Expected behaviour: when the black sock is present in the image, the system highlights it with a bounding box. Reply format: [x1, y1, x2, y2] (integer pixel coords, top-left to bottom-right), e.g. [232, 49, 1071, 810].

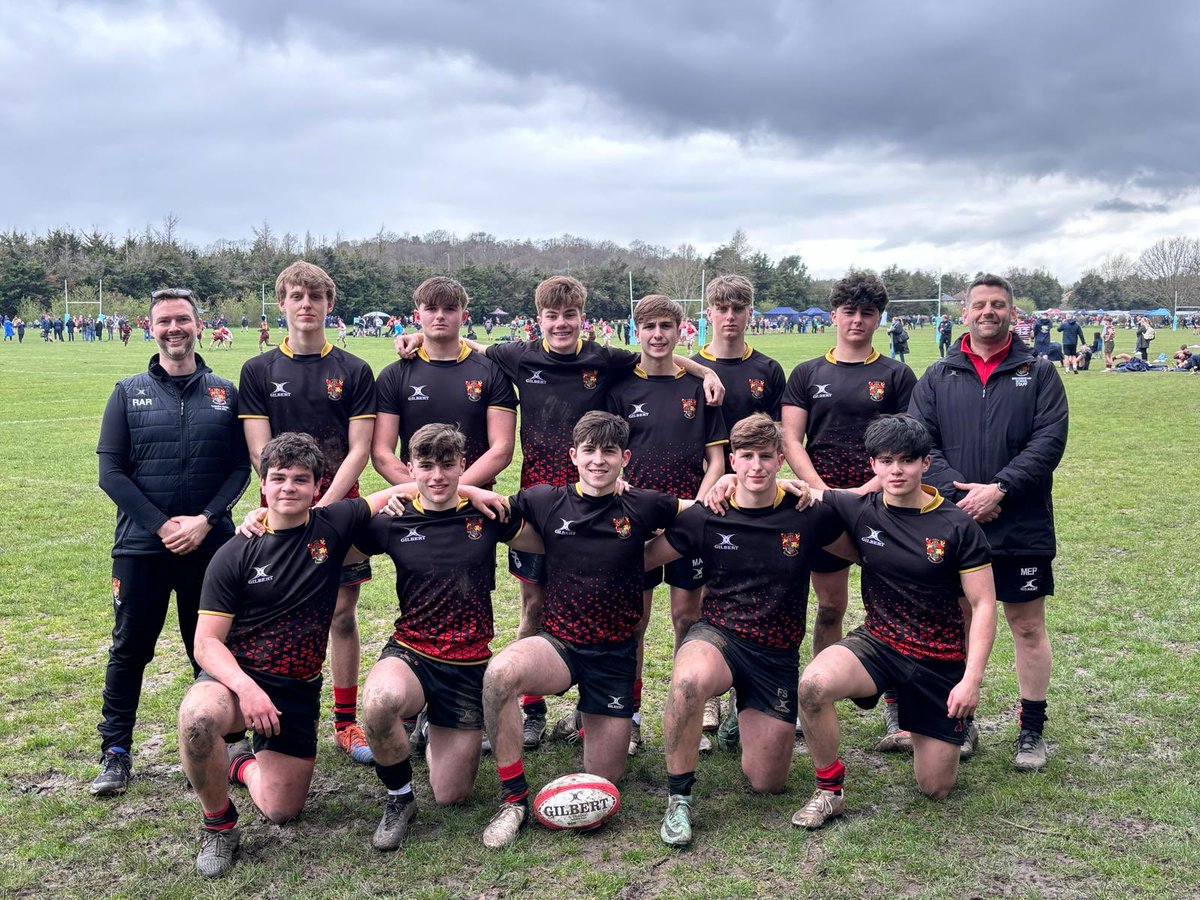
[228, 752, 255, 786]
[522, 699, 547, 717]
[374, 758, 414, 796]
[883, 690, 898, 704]
[667, 772, 695, 797]
[1019, 699, 1048, 734]
[202, 798, 239, 832]
[223, 731, 246, 745]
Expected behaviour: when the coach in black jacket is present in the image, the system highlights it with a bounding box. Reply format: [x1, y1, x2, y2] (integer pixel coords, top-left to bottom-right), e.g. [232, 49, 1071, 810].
[909, 273, 1067, 773]
[91, 288, 250, 797]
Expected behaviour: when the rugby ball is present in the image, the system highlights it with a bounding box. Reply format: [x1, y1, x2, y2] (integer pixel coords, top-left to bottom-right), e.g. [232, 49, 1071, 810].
[533, 773, 621, 831]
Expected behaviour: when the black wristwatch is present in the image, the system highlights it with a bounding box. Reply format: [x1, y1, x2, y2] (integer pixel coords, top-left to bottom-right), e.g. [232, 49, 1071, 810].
[992, 479, 1009, 495]
[202, 509, 221, 526]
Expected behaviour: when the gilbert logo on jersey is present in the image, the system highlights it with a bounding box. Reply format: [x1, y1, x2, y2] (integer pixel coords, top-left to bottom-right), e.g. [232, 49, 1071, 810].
[681, 398, 696, 419]
[612, 516, 632, 539]
[582, 369, 599, 390]
[868, 381, 885, 402]
[466, 517, 484, 540]
[326, 378, 344, 401]
[309, 538, 329, 564]
[748, 378, 765, 399]
[780, 532, 801, 557]
[925, 538, 946, 563]
[465, 380, 483, 402]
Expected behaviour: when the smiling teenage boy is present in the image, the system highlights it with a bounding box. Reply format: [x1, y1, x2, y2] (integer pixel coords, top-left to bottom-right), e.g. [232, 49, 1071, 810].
[608, 295, 728, 754]
[238, 261, 378, 764]
[791, 415, 996, 829]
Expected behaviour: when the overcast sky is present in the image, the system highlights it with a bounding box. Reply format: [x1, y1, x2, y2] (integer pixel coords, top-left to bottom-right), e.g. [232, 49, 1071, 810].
[2, 1, 1198, 280]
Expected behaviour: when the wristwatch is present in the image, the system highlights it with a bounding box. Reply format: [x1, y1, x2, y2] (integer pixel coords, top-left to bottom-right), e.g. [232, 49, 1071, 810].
[202, 509, 220, 526]
[991, 479, 1009, 495]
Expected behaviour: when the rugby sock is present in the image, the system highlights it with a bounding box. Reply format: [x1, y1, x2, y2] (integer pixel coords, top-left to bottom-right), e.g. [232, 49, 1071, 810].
[667, 771, 695, 797]
[521, 696, 546, 717]
[228, 752, 255, 787]
[814, 759, 845, 795]
[497, 761, 529, 805]
[375, 759, 414, 802]
[1019, 698, 1048, 734]
[202, 798, 239, 833]
[223, 731, 246, 745]
[333, 685, 358, 729]
[883, 691, 898, 706]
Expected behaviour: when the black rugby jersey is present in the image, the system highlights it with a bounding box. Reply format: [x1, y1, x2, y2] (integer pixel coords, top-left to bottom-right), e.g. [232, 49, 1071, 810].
[607, 367, 727, 498]
[199, 498, 375, 680]
[782, 350, 916, 488]
[355, 497, 521, 663]
[238, 340, 376, 498]
[821, 488, 991, 661]
[691, 344, 785, 432]
[512, 484, 678, 644]
[377, 342, 517, 472]
[487, 339, 639, 488]
[665, 488, 843, 650]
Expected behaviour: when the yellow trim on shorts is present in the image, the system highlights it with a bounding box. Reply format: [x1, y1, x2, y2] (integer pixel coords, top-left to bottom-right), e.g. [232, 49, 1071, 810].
[348, 414, 377, 420]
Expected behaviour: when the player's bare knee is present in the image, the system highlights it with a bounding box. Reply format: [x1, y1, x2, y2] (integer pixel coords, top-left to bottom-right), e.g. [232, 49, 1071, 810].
[262, 801, 303, 825]
[814, 603, 845, 627]
[743, 763, 787, 794]
[1009, 615, 1045, 644]
[180, 710, 218, 760]
[670, 671, 703, 708]
[917, 777, 954, 801]
[798, 672, 828, 712]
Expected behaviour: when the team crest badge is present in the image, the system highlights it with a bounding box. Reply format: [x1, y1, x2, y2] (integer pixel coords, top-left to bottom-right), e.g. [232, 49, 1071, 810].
[748, 378, 765, 399]
[326, 378, 344, 401]
[613, 516, 632, 539]
[465, 380, 483, 402]
[111, 577, 121, 604]
[681, 398, 697, 419]
[466, 517, 484, 540]
[868, 381, 885, 402]
[1015, 363, 1031, 377]
[925, 538, 946, 564]
[207, 386, 228, 406]
[582, 369, 599, 390]
[309, 538, 329, 564]
[781, 532, 801, 557]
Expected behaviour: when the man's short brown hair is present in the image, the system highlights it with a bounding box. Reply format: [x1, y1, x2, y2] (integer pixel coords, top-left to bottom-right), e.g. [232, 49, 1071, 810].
[260, 431, 325, 480]
[729, 413, 782, 454]
[535, 275, 587, 314]
[966, 273, 1013, 305]
[409, 423, 466, 467]
[413, 276, 469, 310]
[572, 411, 629, 450]
[276, 261, 336, 305]
[705, 274, 753, 309]
[634, 294, 683, 327]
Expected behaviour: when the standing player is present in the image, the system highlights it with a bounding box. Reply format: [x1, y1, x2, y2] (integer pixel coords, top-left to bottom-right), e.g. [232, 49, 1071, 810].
[792, 415, 996, 829]
[373, 277, 516, 491]
[397, 276, 723, 746]
[690, 274, 785, 736]
[645, 415, 850, 846]
[479, 412, 682, 849]
[908, 274, 1067, 771]
[257, 317, 273, 352]
[238, 261, 378, 764]
[178, 433, 405, 877]
[92, 287, 250, 797]
[780, 272, 916, 747]
[608, 295, 728, 754]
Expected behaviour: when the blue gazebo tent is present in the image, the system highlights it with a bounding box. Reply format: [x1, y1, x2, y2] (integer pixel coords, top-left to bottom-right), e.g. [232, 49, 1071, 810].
[801, 306, 832, 322]
[763, 306, 803, 321]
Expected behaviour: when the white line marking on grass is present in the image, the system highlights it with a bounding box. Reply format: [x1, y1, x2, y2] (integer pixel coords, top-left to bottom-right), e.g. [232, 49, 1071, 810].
[5, 416, 97, 425]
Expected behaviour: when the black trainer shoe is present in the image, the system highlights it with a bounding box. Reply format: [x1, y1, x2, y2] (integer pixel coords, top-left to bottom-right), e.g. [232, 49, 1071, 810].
[1014, 728, 1048, 771]
[90, 749, 132, 796]
[523, 710, 548, 749]
[372, 795, 417, 851]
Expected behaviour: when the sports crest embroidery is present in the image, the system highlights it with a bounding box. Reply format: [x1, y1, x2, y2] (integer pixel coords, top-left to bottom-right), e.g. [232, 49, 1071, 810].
[868, 381, 885, 402]
[582, 369, 599, 390]
[748, 378, 765, 399]
[681, 398, 697, 419]
[326, 378, 344, 401]
[925, 538, 946, 563]
[1015, 363, 1031, 377]
[613, 516, 632, 539]
[207, 386, 228, 406]
[309, 538, 329, 564]
[466, 517, 484, 540]
[781, 532, 801, 557]
[465, 380, 483, 402]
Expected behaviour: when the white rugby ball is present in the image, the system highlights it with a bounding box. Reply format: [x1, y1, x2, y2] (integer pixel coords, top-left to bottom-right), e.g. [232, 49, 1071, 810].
[533, 773, 621, 831]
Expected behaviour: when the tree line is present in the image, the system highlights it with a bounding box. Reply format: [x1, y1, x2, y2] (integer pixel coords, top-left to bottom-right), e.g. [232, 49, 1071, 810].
[2, 219, 1195, 323]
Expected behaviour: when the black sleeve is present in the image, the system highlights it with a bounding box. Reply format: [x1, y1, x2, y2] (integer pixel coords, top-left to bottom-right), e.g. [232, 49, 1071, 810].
[817, 489, 863, 532]
[809, 501, 847, 550]
[237, 358, 268, 418]
[494, 510, 524, 544]
[485, 341, 523, 382]
[604, 346, 641, 376]
[376, 362, 404, 415]
[703, 387, 729, 446]
[322, 498, 376, 557]
[664, 503, 707, 557]
[485, 359, 518, 411]
[96, 384, 170, 536]
[200, 383, 251, 517]
[765, 358, 786, 420]
[893, 364, 917, 412]
[993, 361, 1068, 496]
[199, 539, 248, 617]
[353, 514, 391, 557]
[511, 486, 551, 535]
[907, 368, 969, 499]
[781, 362, 810, 410]
[647, 489, 681, 531]
[955, 515, 992, 572]
[349, 359, 377, 419]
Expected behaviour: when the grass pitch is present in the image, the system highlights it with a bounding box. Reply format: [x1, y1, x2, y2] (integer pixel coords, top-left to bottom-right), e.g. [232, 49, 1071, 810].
[0, 326, 1197, 898]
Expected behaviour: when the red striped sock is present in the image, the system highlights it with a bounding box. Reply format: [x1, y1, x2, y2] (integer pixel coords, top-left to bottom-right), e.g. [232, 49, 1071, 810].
[333, 685, 357, 729]
[815, 759, 845, 794]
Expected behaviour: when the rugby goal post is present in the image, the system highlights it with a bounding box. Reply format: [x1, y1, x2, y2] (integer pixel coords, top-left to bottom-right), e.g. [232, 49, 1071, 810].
[64, 279, 103, 323]
[627, 269, 706, 345]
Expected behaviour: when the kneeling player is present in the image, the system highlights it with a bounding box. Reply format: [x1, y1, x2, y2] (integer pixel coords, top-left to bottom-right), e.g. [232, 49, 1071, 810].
[178, 434, 401, 877]
[357, 424, 527, 850]
[644, 414, 851, 846]
[792, 415, 996, 829]
[480, 412, 682, 849]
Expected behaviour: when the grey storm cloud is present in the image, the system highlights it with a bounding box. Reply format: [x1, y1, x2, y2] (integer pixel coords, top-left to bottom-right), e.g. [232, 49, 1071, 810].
[1093, 198, 1171, 214]
[183, 0, 1200, 191]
